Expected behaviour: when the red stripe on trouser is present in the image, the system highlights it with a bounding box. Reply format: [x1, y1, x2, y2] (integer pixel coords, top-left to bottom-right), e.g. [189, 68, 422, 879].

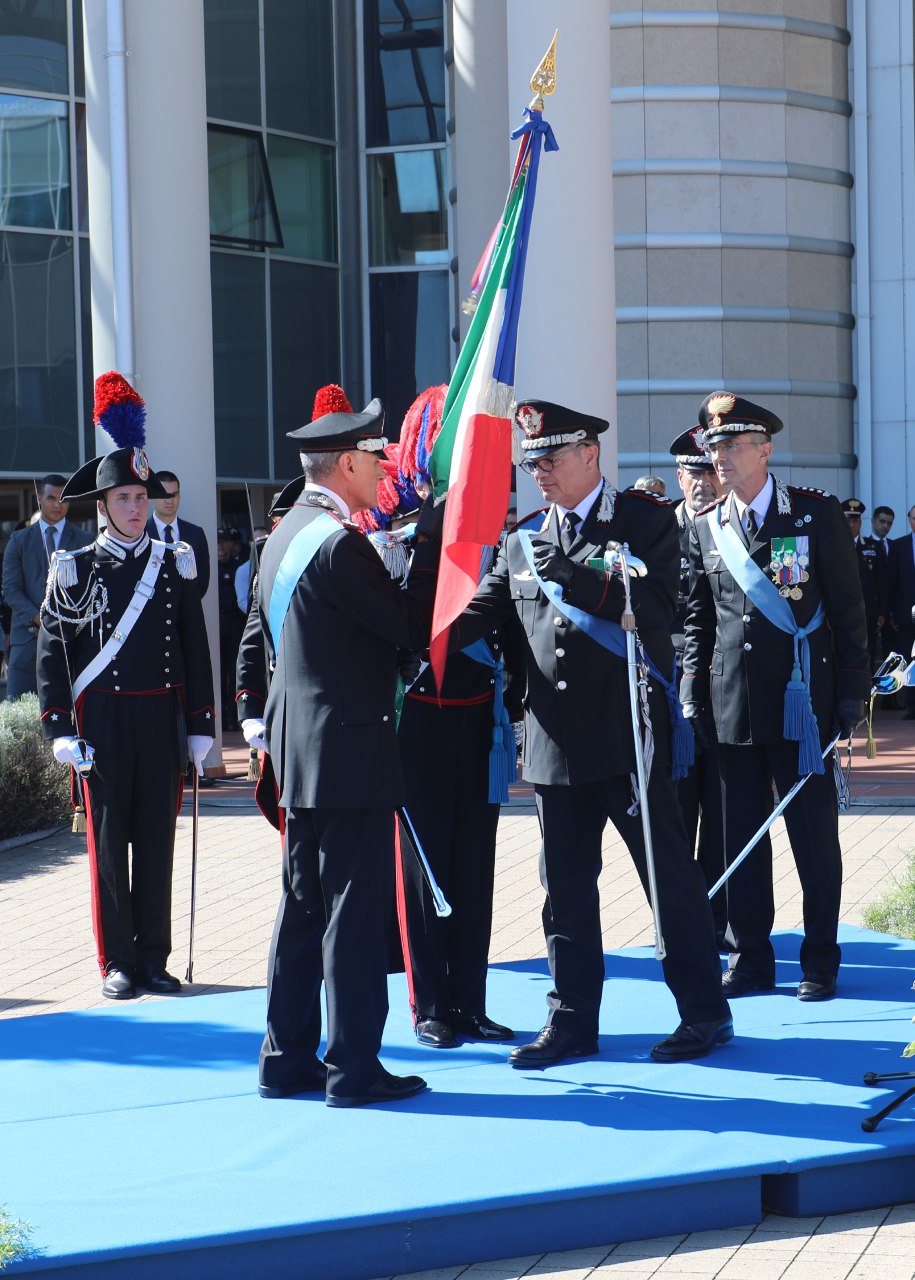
[393, 816, 418, 1026]
[82, 780, 108, 975]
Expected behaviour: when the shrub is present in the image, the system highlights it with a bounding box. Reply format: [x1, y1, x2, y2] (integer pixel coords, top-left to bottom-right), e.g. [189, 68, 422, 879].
[862, 855, 915, 940]
[0, 695, 71, 842]
[0, 1206, 31, 1269]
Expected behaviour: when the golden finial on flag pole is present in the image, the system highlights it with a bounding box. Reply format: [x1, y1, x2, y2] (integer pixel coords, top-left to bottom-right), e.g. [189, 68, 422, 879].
[529, 30, 558, 110]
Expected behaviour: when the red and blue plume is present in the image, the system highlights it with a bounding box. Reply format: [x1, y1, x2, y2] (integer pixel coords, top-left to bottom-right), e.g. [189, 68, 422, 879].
[398, 385, 447, 486]
[312, 384, 353, 420]
[93, 371, 147, 449]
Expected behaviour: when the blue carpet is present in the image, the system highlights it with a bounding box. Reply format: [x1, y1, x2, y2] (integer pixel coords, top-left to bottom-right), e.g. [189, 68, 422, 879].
[4, 926, 915, 1278]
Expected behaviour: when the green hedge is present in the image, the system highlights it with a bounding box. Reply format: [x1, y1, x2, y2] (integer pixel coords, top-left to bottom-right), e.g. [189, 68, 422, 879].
[0, 695, 71, 842]
[863, 856, 915, 941]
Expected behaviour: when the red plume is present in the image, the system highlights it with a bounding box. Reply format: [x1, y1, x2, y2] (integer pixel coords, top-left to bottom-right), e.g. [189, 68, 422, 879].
[312, 384, 353, 420]
[399, 384, 447, 481]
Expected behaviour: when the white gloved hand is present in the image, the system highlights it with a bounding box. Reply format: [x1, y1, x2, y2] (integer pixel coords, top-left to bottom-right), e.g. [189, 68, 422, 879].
[52, 736, 95, 774]
[187, 735, 214, 777]
[241, 718, 268, 752]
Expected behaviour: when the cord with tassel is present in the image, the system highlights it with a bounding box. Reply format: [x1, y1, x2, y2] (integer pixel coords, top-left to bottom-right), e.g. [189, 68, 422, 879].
[247, 747, 261, 781]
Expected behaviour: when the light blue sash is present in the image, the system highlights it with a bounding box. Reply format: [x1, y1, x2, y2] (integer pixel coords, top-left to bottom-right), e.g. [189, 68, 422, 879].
[709, 502, 825, 774]
[515, 529, 693, 779]
[267, 512, 339, 647]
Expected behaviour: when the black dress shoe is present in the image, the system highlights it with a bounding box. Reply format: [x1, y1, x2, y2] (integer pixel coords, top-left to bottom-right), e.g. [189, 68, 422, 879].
[721, 970, 775, 997]
[508, 1026, 598, 1068]
[325, 1071, 427, 1109]
[650, 1016, 734, 1062]
[101, 967, 135, 1000]
[259, 1065, 328, 1099]
[797, 973, 837, 1001]
[137, 964, 182, 994]
[453, 1013, 515, 1042]
[415, 1018, 457, 1048]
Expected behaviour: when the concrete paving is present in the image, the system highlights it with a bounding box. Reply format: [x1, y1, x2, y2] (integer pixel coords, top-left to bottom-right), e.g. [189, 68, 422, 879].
[1, 714, 914, 1279]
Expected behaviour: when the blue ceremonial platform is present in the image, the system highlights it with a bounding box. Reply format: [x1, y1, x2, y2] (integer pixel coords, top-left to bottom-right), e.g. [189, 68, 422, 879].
[4, 925, 915, 1279]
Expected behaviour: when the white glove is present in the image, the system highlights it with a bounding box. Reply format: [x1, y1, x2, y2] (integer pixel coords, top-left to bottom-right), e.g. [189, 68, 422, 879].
[241, 718, 268, 752]
[187, 735, 214, 777]
[52, 736, 95, 774]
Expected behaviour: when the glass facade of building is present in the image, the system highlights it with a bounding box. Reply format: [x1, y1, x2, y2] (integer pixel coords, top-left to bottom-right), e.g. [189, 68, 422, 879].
[0, 0, 453, 530]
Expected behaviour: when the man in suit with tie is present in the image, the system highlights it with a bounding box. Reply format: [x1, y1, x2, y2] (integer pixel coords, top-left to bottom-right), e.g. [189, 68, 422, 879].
[682, 392, 870, 1002]
[2, 475, 93, 700]
[888, 505, 915, 718]
[452, 399, 732, 1068]
[146, 470, 211, 598]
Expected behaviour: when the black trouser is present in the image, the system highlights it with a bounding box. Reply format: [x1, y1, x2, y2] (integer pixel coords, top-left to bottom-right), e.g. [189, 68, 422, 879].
[676, 736, 727, 939]
[259, 806, 394, 1097]
[535, 770, 727, 1041]
[398, 697, 501, 1022]
[718, 741, 842, 983]
[79, 689, 183, 974]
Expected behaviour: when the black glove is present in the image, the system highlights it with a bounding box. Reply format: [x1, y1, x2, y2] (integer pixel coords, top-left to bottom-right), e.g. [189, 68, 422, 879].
[833, 697, 866, 739]
[681, 700, 715, 751]
[530, 538, 575, 591]
[397, 649, 423, 686]
[415, 496, 446, 542]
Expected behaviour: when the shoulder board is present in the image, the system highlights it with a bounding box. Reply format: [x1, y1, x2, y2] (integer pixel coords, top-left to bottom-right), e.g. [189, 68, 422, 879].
[695, 494, 727, 518]
[169, 539, 198, 580]
[510, 507, 550, 533]
[788, 484, 832, 500]
[624, 489, 674, 506]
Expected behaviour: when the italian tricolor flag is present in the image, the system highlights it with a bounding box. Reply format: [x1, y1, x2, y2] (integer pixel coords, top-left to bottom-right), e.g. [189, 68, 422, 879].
[428, 107, 557, 688]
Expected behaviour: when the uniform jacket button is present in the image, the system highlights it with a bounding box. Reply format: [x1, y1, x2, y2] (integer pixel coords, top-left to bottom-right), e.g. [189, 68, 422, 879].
[383, 714, 389, 722]
[553, 616, 563, 626]
[744, 642, 752, 651]
[556, 647, 565, 657]
[742, 614, 751, 623]
[557, 680, 567, 690]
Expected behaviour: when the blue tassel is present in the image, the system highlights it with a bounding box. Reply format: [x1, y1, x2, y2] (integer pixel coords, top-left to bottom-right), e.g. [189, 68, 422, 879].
[783, 662, 809, 740]
[488, 724, 512, 804]
[797, 719, 824, 775]
[664, 660, 694, 781]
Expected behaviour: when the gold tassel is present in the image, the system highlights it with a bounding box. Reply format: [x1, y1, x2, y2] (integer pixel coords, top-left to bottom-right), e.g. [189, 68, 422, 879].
[865, 692, 878, 760]
[247, 748, 261, 782]
[72, 802, 87, 834]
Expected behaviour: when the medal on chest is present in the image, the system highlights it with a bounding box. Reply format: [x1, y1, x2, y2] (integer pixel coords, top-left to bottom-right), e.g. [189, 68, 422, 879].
[770, 536, 809, 600]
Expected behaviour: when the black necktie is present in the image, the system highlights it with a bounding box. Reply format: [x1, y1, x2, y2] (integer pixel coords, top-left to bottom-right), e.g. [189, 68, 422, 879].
[743, 508, 757, 546]
[560, 511, 580, 554]
[163, 523, 174, 544]
[45, 527, 56, 560]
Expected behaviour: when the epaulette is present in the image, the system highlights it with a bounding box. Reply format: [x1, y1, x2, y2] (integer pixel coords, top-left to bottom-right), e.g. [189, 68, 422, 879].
[168, 539, 197, 580]
[788, 484, 832, 501]
[47, 543, 93, 590]
[510, 506, 549, 533]
[695, 494, 727, 518]
[624, 489, 674, 506]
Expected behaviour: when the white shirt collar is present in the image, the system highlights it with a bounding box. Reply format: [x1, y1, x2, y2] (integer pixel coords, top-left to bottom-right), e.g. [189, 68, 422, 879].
[303, 482, 351, 521]
[732, 473, 773, 525]
[154, 514, 179, 539]
[556, 478, 604, 526]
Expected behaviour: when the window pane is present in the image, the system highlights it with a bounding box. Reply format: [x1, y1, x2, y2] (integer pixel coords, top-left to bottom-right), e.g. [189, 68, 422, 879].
[208, 125, 282, 249]
[267, 134, 336, 263]
[204, 0, 261, 126]
[0, 0, 69, 95]
[0, 232, 79, 472]
[271, 261, 340, 472]
[369, 269, 449, 431]
[0, 94, 71, 231]
[368, 149, 447, 266]
[72, 0, 85, 99]
[364, 0, 444, 147]
[211, 252, 269, 479]
[264, 0, 334, 139]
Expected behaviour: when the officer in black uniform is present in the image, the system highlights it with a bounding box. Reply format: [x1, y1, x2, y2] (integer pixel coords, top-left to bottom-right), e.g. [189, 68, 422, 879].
[842, 498, 887, 669]
[38, 434, 214, 1001]
[669, 426, 727, 945]
[241, 395, 443, 1108]
[453, 399, 732, 1067]
[681, 392, 870, 1002]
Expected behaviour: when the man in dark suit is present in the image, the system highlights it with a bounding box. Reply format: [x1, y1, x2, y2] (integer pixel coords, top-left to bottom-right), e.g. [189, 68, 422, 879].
[2, 474, 93, 700]
[682, 392, 870, 1002]
[452, 399, 732, 1068]
[146, 470, 211, 598]
[242, 393, 443, 1108]
[888, 504, 915, 717]
[842, 498, 887, 669]
[669, 427, 727, 946]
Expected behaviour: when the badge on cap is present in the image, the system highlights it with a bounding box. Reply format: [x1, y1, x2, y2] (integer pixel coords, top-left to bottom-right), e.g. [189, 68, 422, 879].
[706, 393, 736, 427]
[517, 405, 545, 437]
[130, 448, 150, 481]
